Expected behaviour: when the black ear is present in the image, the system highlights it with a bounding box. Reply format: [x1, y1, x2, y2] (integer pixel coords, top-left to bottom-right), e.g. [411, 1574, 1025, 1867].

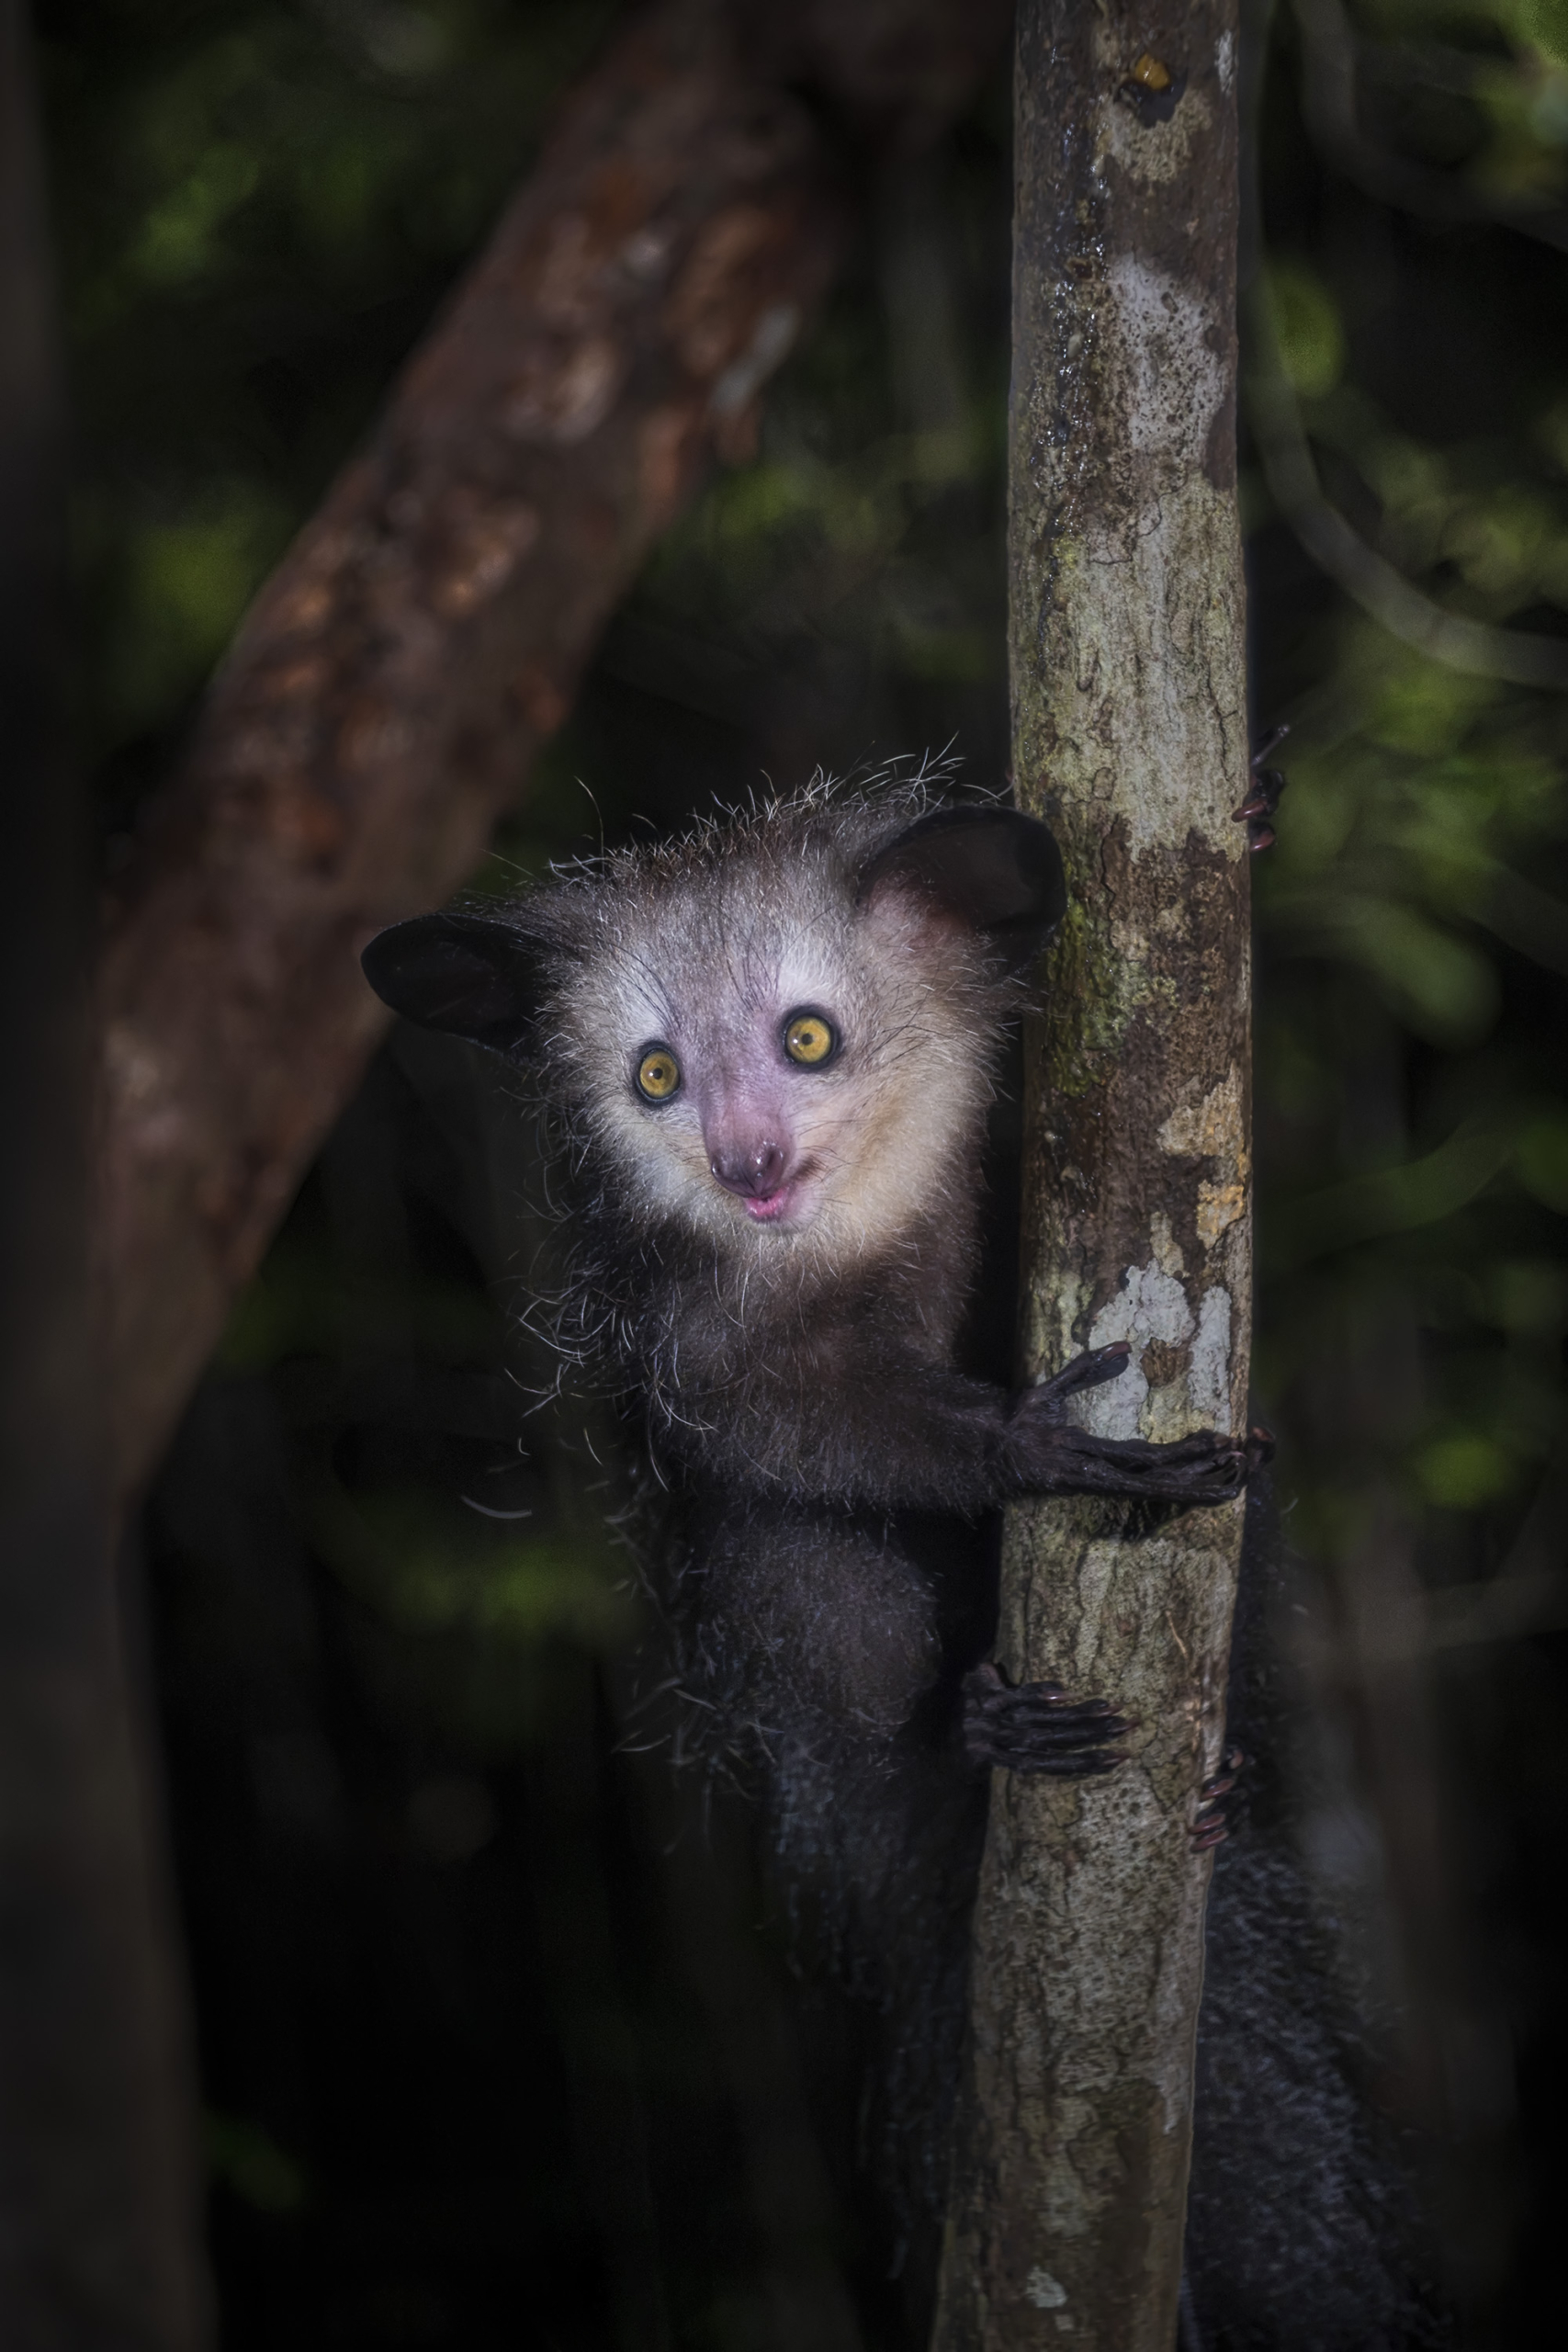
[856, 806, 1067, 972]
[361, 912, 541, 1058]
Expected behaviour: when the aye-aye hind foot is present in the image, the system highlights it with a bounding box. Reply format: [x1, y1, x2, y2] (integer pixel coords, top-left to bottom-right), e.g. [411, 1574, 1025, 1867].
[1190, 1747, 1247, 1852]
[1234, 722, 1289, 853]
[961, 1661, 1133, 1777]
[964, 1668, 1249, 1858]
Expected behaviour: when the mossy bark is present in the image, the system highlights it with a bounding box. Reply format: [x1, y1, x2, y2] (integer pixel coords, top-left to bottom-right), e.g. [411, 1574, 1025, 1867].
[934, 6, 1250, 2346]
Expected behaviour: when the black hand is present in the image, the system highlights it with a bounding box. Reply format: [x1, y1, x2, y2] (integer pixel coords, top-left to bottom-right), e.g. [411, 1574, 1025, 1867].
[962, 1661, 1134, 1777]
[1011, 1351, 1273, 1504]
[1010, 1406, 1253, 1504]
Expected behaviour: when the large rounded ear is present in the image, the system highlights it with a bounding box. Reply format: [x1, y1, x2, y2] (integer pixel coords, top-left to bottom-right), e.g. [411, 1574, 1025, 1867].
[361, 912, 542, 1058]
[855, 806, 1067, 972]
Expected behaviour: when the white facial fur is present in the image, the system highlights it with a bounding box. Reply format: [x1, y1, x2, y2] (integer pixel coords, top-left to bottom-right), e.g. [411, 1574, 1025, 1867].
[549, 845, 998, 1275]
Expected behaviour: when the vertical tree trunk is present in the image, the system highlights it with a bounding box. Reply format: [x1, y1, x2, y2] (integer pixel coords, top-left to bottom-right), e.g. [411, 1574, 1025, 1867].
[0, 7, 211, 2342]
[934, 8, 1250, 2347]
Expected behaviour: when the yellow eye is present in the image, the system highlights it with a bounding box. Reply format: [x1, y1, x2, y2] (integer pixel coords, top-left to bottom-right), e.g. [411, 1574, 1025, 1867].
[636, 1046, 681, 1102]
[784, 1012, 836, 1067]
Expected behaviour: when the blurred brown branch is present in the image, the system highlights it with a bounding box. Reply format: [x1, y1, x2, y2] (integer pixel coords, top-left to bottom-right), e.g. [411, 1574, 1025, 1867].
[96, 0, 1013, 1509]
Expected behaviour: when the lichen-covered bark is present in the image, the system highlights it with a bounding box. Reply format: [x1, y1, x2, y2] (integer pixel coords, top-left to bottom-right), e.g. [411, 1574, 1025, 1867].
[934, 7, 1250, 2347]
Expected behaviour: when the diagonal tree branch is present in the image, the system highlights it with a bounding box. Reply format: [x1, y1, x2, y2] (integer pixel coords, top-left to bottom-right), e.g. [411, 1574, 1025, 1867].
[98, 0, 1012, 1508]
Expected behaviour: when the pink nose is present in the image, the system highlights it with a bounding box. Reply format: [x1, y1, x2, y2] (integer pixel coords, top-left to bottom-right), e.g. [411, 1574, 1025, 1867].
[708, 1139, 788, 1199]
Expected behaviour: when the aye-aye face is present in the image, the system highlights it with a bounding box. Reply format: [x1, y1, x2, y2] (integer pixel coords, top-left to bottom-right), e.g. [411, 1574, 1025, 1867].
[552, 846, 1003, 1270]
[360, 796, 1065, 1276]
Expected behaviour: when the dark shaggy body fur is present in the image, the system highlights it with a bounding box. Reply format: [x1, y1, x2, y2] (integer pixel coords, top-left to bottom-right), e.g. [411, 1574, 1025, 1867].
[364, 783, 1365, 2324]
[1187, 1487, 1451, 2350]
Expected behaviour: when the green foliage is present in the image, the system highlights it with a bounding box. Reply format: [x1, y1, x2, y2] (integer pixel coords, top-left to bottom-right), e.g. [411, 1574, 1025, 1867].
[1254, 1, 1568, 1551]
[41, 0, 619, 767]
[1269, 259, 1346, 399]
[315, 1480, 629, 1651]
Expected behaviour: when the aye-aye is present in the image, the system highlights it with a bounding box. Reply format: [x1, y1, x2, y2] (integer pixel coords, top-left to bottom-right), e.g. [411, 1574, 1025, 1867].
[362, 785, 1265, 2209]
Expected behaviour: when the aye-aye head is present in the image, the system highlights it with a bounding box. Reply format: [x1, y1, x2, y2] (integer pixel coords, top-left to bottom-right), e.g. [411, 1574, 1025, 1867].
[362, 794, 1066, 1272]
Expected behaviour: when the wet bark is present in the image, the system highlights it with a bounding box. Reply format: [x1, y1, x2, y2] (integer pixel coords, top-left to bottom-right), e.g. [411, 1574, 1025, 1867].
[934, 8, 1251, 2347]
[98, 0, 1013, 1510]
[0, 6, 211, 2342]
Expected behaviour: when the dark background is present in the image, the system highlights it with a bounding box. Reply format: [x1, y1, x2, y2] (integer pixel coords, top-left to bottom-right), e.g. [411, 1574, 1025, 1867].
[32, 0, 1568, 2341]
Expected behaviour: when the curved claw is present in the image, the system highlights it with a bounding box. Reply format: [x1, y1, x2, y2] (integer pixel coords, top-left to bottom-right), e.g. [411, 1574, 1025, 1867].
[1232, 727, 1289, 852]
[963, 1663, 1134, 1778]
[1087, 1436, 1249, 1503]
[1029, 1342, 1133, 1408]
[1189, 1746, 1249, 1851]
[1153, 1431, 1247, 1464]
[1234, 769, 1287, 823]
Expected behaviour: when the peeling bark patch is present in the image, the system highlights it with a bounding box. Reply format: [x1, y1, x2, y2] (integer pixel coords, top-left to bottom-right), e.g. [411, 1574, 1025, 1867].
[1110, 255, 1225, 463]
[1100, 51, 1206, 185]
[1189, 1286, 1232, 1429]
[1149, 1207, 1185, 1277]
[1158, 1069, 1242, 1160]
[1197, 1174, 1245, 1246]
[1079, 1254, 1194, 1438]
[1161, 1067, 1249, 1247]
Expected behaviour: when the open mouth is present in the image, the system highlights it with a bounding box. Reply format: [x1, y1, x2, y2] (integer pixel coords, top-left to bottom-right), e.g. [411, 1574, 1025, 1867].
[742, 1186, 792, 1223]
[724, 1155, 818, 1227]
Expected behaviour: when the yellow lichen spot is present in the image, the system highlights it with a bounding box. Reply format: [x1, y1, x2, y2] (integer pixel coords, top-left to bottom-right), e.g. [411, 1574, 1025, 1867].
[1148, 1209, 1186, 1278]
[1158, 1071, 1245, 1162]
[1197, 1179, 1247, 1248]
